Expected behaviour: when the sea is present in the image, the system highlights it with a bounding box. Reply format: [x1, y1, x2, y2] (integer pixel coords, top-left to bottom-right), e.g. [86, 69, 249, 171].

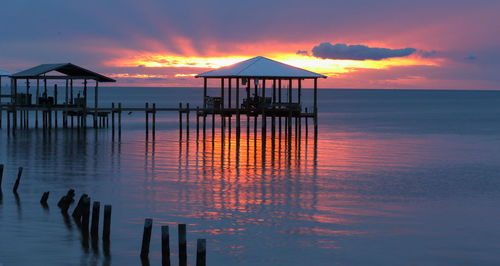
[0, 88, 499, 265]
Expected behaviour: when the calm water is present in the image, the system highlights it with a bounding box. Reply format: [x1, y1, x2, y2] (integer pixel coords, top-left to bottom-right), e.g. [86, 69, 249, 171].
[1, 88, 499, 265]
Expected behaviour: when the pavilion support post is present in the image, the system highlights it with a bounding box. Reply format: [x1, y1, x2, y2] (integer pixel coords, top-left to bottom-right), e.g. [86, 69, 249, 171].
[152, 103, 156, 140]
[70, 79, 73, 105]
[211, 111, 215, 142]
[118, 102, 122, 139]
[186, 103, 190, 139]
[221, 78, 225, 111]
[44, 78, 47, 100]
[35, 79, 39, 128]
[254, 78, 258, 97]
[314, 78, 318, 137]
[273, 79, 276, 104]
[298, 79, 302, 105]
[196, 106, 200, 140]
[246, 78, 250, 109]
[26, 79, 30, 128]
[145, 102, 149, 139]
[203, 112, 206, 141]
[179, 102, 183, 140]
[220, 78, 225, 136]
[279, 79, 282, 103]
[94, 81, 98, 129]
[112, 103, 115, 139]
[203, 78, 207, 109]
[83, 79, 88, 128]
[12, 79, 17, 130]
[64, 80, 68, 128]
[54, 84, 58, 128]
[54, 84, 58, 105]
[288, 79, 292, 104]
[228, 78, 232, 109]
[236, 78, 240, 137]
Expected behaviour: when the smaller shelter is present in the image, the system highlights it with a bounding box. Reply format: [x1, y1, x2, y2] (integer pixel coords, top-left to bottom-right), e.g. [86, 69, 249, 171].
[10, 63, 115, 128]
[10, 63, 114, 107]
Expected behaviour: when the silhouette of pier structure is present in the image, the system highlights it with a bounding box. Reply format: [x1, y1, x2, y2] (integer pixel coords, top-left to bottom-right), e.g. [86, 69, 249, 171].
[0, 57, 326, 142]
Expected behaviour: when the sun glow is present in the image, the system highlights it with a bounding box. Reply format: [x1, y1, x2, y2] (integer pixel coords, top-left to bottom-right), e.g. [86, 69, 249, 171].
[107, 53, 440, 78]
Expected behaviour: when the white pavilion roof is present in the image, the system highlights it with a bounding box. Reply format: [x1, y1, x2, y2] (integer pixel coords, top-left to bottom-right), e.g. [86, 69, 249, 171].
[196, 56, 327, 79]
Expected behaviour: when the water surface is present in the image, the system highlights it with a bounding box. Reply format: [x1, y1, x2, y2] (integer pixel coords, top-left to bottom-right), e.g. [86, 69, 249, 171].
[1, 89, 499, 265]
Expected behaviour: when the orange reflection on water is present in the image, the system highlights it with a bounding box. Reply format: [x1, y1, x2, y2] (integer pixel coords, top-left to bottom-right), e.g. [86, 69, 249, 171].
[131, 115, 424, 237]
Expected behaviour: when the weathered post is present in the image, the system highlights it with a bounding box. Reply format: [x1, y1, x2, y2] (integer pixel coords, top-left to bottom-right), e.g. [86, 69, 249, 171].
[103, 205, 112, 242]
[91, 201, 100, 238]
[13, 167, 23, 194]
[111, 103, 115, 139]
[178, 224, 187, 266]
[0, 164, 3, 189]
[179, 102, 183, 140]
[161, 225, 171, 266]
[152, 103, 156, 140]
[196, 239, 207, 266]
[118, 102, 122, 139]
[72, 194, 88, 221]
[305, 108, 309, 138]
[145, 102, 149, 139]
[140, 218, 153, 259]
[57, 189, 75, 213]
[186, 103, 190, 137]
[40, 191, 50, 206]
[196, 106, 200, 140]
[82, 196, 91, 233]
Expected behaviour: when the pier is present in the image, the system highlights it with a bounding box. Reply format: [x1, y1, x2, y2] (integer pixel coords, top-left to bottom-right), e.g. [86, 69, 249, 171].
[0, 57, 326, 143]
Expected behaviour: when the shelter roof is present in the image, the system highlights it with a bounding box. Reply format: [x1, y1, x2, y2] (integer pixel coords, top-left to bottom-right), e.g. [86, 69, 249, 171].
[197, 56, 327, 79]
[12, 63, 115, 82]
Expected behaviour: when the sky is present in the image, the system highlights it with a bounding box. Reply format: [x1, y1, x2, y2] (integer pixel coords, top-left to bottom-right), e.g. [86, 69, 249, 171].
[1, 0, 499, 89]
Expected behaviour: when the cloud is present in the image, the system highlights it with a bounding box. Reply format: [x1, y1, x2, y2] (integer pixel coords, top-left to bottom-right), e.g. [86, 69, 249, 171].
[296, 50, 309, 56]
[464, 55, 477, 61]
[311, 42, 416, 60]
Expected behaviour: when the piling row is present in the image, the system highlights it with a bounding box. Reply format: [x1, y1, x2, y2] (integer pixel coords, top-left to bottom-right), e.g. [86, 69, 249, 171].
[139, 219, 207, 266]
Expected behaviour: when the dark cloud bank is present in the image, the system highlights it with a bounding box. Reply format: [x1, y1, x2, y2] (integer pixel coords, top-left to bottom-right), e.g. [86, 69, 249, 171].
[307, 42, 416, 60]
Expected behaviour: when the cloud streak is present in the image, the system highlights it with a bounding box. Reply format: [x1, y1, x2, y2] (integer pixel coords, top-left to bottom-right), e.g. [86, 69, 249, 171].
[311, 43, 416, 60]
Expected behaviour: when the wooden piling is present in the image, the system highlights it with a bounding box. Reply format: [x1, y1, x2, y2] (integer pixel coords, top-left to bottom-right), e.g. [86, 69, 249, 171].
[196, 239, 206, 266]
[145, 103, 149, 138]
[0, 164, 3, 189]
[179, 103, 183, 139]
[178, 224, 187, 266]
[58, 189, 75, 213]
[111, 103, 115, 138]
[40, 191, 50, 205]
[103, 205, 112, 241]
[72, 194, 88, 221]
[82, 196, 91, 233]
[186, 103, 190, 137]
[13, 167, 23, 194]
[161, 225, 171, 266]
[152, 103, 156, 140]
[140, 218, 153, 259]
[196, 107, 200, 140]
[91, 201, 100, 238]
[118, 103, 122, 138]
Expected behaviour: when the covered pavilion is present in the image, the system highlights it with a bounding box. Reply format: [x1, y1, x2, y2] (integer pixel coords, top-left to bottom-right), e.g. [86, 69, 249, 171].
[196, 56, 326, 118]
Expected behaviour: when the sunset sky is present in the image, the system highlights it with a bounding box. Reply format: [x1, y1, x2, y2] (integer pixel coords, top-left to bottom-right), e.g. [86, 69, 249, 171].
[1, 0, 499, 89]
